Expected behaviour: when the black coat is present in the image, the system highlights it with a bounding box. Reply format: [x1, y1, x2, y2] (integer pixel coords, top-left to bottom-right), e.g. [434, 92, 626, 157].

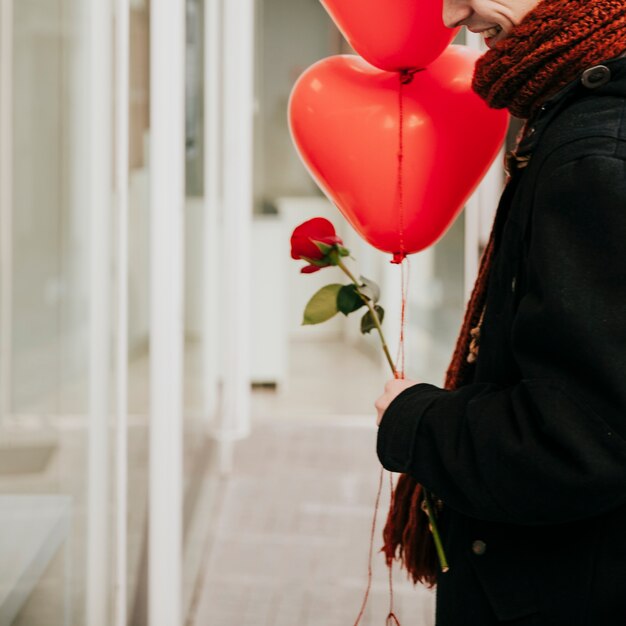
[377, 53, 626, 626]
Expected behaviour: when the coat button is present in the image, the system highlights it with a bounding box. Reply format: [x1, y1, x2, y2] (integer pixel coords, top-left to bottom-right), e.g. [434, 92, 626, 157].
[511, 276, 517, 293]
[581, 65, 611, 88]
[471, 540, 487, 556]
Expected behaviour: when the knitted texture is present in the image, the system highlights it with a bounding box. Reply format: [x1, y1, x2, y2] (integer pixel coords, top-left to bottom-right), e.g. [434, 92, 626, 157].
[381, 0, 626, 587]
[473, 0, 626, 119]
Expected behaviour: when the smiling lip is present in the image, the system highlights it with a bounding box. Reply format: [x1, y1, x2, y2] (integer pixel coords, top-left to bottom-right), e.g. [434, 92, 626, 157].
[468, 25, 502, 35]
[470, 25, 503, 48]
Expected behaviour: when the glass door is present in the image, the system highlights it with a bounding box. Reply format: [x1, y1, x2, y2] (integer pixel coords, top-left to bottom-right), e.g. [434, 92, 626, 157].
[0, 1, 114, 624]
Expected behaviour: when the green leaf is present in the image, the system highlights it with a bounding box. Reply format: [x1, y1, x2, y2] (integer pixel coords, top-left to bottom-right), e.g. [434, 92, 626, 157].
[359, 275, 380, 303]
[337, 245, 350, 257]
[360, 305, 385, 334]
[302, 284, 342, 325]
[337, 284, 365, 315]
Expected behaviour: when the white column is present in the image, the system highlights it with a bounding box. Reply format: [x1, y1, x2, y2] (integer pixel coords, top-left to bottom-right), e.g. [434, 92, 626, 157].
[463, 195, 481, 302]
[477, 148, 505, 244]
[465, 148, 504, 301]
[149, 0, 185, 624]
[0, 0, 13, 421]
[202, 0, 222, 425]
[213, 0, 254, 471]
[114, 0, 129, 624]
[86, 0, 113, 624]
[463, 31, 483, 301]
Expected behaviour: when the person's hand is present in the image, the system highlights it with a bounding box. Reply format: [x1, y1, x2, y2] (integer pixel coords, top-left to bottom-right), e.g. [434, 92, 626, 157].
[375, 378, 420, 426]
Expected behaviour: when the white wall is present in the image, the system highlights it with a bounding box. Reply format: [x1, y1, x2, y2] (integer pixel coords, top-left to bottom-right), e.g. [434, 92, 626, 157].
[11, 0, 90, 412]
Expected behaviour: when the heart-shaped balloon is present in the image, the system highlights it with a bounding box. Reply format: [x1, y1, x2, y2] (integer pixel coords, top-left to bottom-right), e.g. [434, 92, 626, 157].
[288, 46, 509, 257]
[320, 0, 459, 72]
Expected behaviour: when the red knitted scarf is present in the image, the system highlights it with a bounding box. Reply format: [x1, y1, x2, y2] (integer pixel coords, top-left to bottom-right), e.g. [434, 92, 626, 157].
[473, 0, 626, 119]
[381, 0, 626, 588]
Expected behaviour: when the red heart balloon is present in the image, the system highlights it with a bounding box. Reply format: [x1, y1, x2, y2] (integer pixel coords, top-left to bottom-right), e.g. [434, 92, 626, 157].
[288, 46, 509, 257]
[320, 0, 459, 72]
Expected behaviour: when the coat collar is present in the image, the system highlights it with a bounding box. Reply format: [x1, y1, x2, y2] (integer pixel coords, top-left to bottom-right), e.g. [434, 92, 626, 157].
[512, 51, 626, 165]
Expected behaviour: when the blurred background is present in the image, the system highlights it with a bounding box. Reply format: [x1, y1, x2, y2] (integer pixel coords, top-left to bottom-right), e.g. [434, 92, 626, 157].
[0, 0, 517, 625]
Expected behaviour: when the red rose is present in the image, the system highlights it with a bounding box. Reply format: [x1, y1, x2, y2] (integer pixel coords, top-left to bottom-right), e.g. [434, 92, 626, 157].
[290, 217, 345, 273]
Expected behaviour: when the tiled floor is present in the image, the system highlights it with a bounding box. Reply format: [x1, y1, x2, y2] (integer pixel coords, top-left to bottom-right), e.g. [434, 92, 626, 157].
[191, 339, 437, 626]
[250, 337, 393, 420]
[4, 334, 438, 625]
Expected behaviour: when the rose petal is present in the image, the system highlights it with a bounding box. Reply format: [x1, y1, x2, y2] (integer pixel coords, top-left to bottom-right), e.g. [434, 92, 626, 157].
[316, 234, 343, 245]
[301, 264, 322, 274]
[291, 217, 339, 260]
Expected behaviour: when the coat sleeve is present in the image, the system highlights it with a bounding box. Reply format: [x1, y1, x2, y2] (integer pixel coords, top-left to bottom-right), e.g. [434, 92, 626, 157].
[377, 150, 626, 525]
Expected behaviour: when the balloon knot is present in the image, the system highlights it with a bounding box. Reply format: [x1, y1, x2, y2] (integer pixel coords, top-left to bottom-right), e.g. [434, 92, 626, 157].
[399, 68, 422, 84]
[391, 251, 406, 264]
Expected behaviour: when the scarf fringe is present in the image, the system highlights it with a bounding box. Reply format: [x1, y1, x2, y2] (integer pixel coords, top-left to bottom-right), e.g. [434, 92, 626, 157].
[379, 184, 504, 584]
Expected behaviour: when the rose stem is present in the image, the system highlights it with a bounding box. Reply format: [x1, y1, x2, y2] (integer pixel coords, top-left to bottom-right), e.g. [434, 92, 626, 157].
[423, 491, 449, 572]
[337, 260, 396, 374]
[337, 257, 449, 574]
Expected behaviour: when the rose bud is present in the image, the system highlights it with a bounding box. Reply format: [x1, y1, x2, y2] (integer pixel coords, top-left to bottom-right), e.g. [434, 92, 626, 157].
[290, 217, 348, 273]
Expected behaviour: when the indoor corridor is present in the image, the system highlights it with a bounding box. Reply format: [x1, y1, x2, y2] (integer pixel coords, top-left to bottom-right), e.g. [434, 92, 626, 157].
[188, 338, 436, 626]
[0, 0, 503, 624]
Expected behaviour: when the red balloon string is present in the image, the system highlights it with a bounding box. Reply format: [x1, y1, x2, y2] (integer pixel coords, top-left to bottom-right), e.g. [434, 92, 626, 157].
[386, 471, 401, 626]
[393, 70, 414, 381]
[352, 467, 403, 626]
[352, 466, 385, 626]
[354, 68, 418, 626]
[389, 72, 411, 624]
[397, 74, 406, 263]
[395, 257, 410, 380]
